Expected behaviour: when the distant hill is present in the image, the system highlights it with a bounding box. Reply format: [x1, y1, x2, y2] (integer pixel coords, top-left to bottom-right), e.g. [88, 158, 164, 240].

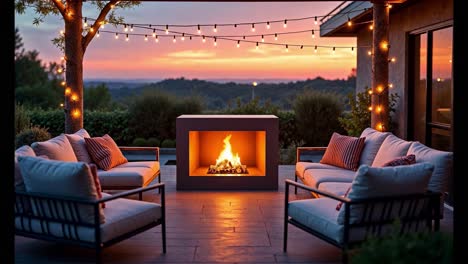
[86, 77, 356, 110]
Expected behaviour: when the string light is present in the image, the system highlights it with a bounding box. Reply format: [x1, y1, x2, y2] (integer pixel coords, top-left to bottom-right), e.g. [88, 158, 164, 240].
[389, 83, 393, 88]
[57, 68, 63, 74]
[237, 40, 240, 48]
[213, 24, 217, 32]
[65, 87, 71, 95]
[368, 50, 372, 56]
[351, 47, 354, 53]
[285, 44, 289, 52]
[389, 57, 396, 62]
[72, 109, 81, 118]
[251, 23, 255, 32]
[197, 25, 201, 34]
[83, 18, 88, 27]
[155, 35, 159, 42]
[60, 81, 66, 86]
[314, 45, 318, 53]
[347, 16, 352, 27]
[300, 45, 303, 49]
[130, 24, 133, 32]
[115, 33, 119, 39]
[274, 33, 278, 41]
[100, 21, 105, 29]
[312, 30, 315, 38]
[256, 42, 259, 50]
[60, 103, 64, 108]
[214, 37, 217, 46]
[181, 33, 185, 41]
[152, 29, 156, 38]
[332, 46, 336, 54]
[124, 24, 128, 32]
[283, 19, 287, 28]
[314, 16, 318, 25]
[266, 21, 270, 29]
[144, 34, 148, 41]
[96, 30, 100, 37]
[60, 30, 64, 35]
[202, 35, 206, 43]
[71, 94, 78, 101]
[173, 35, 176, 43]
[261, 35, 264, 42]
[165, 25, 169, 34]
[125, 34, 129, 41]
[369, 24, 374, 30]
[368, 106, 373, 111]
[89, 27, 94, 33]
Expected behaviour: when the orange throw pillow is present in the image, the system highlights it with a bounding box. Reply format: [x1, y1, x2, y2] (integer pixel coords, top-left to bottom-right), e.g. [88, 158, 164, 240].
[85, 134, 128, 170]
[320, 132, 366, 171]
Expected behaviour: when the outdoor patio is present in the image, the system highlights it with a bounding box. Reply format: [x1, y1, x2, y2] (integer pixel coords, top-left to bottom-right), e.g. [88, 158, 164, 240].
[14, 159, 453, 264]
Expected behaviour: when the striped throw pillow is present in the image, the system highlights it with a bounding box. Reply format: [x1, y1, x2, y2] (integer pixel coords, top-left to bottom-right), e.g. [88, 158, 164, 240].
[320, 132, 366, 171]
[85, 134, 128, 170]
[383, 154, 416, 167]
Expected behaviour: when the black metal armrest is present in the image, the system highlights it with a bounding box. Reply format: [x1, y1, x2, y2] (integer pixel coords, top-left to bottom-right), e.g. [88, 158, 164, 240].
[99, 183, 165, 203]
[118, 146, 160, 161]
[285, 179, 349, 203]
[296, 147, 327, 162]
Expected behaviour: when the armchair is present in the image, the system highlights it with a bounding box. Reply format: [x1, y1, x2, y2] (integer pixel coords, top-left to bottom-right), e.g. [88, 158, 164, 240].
[15, 183, 166, 264]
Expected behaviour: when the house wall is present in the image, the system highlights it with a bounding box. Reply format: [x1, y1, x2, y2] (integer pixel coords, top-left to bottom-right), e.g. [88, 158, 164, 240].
[355, 0, 453, 138]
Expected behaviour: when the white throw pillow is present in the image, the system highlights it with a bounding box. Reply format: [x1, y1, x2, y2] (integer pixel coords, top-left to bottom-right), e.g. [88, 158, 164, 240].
[74, 128, 91, 138]
[18, 156, 105, 224]
[66, 133, 93, 163]
[32, 134, 78, 162]
[337, 163, 434, 225]
[371, 134, 413, 167]
[359, 128, 391, 166]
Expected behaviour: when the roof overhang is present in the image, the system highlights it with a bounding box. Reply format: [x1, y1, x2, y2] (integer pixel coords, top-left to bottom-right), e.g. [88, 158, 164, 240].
[320, 0, 408, 37]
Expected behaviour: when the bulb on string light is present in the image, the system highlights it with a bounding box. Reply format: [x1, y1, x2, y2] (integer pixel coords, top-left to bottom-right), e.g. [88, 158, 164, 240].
[256, 42, 259, 50]
[60, 56, 65, 61]
[60, 30, 64, 35]
[144, 35, 148, 41]
[377, 85, 384, 93]
[285, 45, 289, 52]
[261, 35, 264, 42]
[369, 24, 374, 30]
[368, 90, 373, 95]
[347, 16, 352, 27]
[332, 47, 336, 54]
[60, 81, 66, 86]
[237, 40, 240, 48]
[377, 123, 383, 131]
[251, 23, 255, 32]
[165, 25, 169, 34]
[83, 18, 88, 27]
[197, 25, 201, 34]
[130, 24, 133, 32]
[274, 33, 278, 41]
[214, 37, 217, 46]
[100, 21, 105, 29]
[60, 103, 64, 108]
[266, 21, 270, 29]
[57, 68, 63, 74]
[115, 33, 119, 39]
[125, 34, 129, 41]
[376, 106, 382, 113]
[65, 87, 71, 95]
[314, 45, 318, 53]
[96, 30, 100, 37]
[314, 16, 318, 25]
[155, 35, 159, 43]
[368, 106, 373, 111]
[283, 19, 287, 28]
[189, 36, 192, 40]
[89, 27, 94, 33]
[173, 35, 176, 43]
[351, 47, 355, 53]
[202, 36, 206, 43]
[389, 83, 393, 88]
[312, 30, 315, 38]
[181, 33, 185, 41]
[213, 24, 217, 32]
[71, 94, 78, 101]
[124, 24, 128, 32]
[234, 24, 237, 28]
[368, 50, 372, 56]
[390, 57, 396, 62]
[72, 109, 81, 118]
[152, 29, 156, 38]
[300, 45, 303, 49]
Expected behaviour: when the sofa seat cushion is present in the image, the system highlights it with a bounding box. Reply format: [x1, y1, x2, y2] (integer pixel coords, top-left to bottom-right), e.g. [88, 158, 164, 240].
[359, 128, 390, 166]
[372, 134, 412, 167]
[98, 166, 156, 188]
[302, 168, 355, 189]
[295, 162, 342, 179]
[317, 182, 352, 198]
[288, 198, 426, 244]
[15, 194, 161, 243]
[116, 161, 160, 175]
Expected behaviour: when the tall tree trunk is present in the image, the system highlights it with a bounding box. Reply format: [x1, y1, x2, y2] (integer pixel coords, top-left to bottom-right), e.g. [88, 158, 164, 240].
[64, 0, 84, 134]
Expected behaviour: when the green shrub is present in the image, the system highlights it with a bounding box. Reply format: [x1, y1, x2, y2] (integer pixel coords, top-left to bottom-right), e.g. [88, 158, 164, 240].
[339, 88, 399, 136]
[351, 222, 452, 264]
[147, 137, 160, 147]
[161, 139, 176, 148]
[293, 91, 345, 146]
[28, 108, 64, 137]
[277, 110, 301, 149]
[84, 110, 130, 145]
[15, 103, 31, 135]
[224, 97, 279, 115]
[132, 137, 148, 146]
[15, 126, 51, 148]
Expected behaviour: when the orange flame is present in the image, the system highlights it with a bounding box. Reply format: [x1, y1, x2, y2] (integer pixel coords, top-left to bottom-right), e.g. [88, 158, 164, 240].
[215, 134, 242, 167]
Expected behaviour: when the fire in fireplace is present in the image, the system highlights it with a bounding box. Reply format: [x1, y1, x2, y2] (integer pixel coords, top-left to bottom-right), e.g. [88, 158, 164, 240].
[207, 134, 248, 175]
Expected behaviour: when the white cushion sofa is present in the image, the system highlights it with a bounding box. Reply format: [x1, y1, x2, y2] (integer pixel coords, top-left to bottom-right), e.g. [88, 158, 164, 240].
[294, 127, 453, 218]
[14, 129, 161, 199]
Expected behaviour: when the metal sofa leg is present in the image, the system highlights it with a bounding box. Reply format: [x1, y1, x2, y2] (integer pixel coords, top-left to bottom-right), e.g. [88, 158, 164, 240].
[294, 174, 298, 194]
[96, 247, 102, 264]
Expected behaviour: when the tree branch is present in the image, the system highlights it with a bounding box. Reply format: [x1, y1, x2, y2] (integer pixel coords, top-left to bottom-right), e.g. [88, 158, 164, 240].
[51, 0, 66, 18]
[82, 0, 119, 51]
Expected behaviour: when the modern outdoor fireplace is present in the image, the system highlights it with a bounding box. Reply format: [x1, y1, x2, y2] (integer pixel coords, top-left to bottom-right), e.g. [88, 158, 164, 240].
[176, 115, 278, 190]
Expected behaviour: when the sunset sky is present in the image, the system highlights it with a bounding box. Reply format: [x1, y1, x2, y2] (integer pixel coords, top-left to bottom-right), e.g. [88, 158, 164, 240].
[15, 1, 357, 81]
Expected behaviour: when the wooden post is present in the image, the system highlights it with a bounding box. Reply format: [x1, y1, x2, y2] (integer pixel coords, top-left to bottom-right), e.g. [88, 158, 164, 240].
[371, 1, 390, 131]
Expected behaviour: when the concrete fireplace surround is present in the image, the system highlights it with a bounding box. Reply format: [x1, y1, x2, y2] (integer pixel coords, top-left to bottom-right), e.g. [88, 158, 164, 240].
[176, 115, 279, 190]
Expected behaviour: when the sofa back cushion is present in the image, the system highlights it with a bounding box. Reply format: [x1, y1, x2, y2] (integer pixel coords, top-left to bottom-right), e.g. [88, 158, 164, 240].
[32, 134, 78, 162]
[337, 163, 434, 225]
[359, 128, 391, 166]
[320, 132, 366, 171]
[371, 134, 412, 167]
[18, 156, 105, 224]
[85, 134, 128, 170]
[66, 130, 93, 163]
[14, 145, 37, 191]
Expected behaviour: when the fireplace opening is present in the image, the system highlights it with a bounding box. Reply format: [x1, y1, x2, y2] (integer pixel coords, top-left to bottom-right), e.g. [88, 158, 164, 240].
[189, 131, 266, 177]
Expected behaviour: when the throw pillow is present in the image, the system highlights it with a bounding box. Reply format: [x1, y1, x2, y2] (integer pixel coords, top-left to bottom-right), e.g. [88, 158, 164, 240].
[336, 163, 434, 225]
[359, 128, 391, 166]
[31, 134, 78, 162]
[320, 132, 366, 171]
[74, 128, 91, 138]
[66, 133, 93, 163]
[14, 145, 37, 191]
[85, 134, 128, 170]
[18, 156, 105, 224]
[383, 154, 416, 167]
[335, 186, 351, 211]
[371, 134, 412, 167]
[89, 163, 105, 208]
